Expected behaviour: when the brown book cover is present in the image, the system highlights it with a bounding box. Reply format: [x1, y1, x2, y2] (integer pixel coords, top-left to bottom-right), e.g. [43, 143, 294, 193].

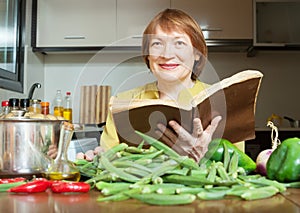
[111, 70, 263, 147]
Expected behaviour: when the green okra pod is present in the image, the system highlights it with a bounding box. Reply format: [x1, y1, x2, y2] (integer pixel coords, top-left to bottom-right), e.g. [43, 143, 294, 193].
[240, 186, 279, 200]
[125, 146, 144, 154]
[197, 190, 227, 200]
[124, 167, 151, 178]
[223, 142, 230, 171]
[101, 183, 132, 196]
[228, 151, 239, 178]
[0, 181, 26, 192]
[135, 131, 181, 158]
[216, 162, 231, 181]
[102, 143, 128, 160]
[163, 174, 213, 186]
[112, 160, 152, 173]
[135, 150, 164, 162]
[100, 155, 140, 183]
[245, 177, 286, 193]
[127, 193, 196, 205]
[97, 188, 141, 202]
[175, 187, 205, 195]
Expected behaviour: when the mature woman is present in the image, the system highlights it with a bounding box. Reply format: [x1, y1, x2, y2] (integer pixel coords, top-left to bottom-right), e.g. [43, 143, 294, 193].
[100, 8, 222, 163]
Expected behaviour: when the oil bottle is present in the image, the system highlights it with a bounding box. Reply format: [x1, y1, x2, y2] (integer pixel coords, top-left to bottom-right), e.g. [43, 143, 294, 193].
[53, 90, 64, 117]
[43, 122, 80, 181]
[63, 92, 72, 123]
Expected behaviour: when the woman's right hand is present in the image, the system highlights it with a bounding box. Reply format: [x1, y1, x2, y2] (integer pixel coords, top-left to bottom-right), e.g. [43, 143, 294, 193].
[155, 116, 222, 162]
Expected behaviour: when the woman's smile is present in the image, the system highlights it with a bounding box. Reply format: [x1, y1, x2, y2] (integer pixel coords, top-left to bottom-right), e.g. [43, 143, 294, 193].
[159, 63, 179, 70]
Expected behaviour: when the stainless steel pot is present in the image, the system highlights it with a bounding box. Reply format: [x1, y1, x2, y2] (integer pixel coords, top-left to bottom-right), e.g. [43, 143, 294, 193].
[0, 118, 63, 176]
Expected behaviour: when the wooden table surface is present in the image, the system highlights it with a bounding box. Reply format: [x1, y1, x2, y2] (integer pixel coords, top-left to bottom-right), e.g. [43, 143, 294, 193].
[0, 188, 299, 213]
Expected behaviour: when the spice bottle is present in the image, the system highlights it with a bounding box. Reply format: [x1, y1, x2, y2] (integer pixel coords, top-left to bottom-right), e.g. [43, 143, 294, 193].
[63, 92, 72, 123]
[41, 101, 50, 115]
[8, 98, 20, 111]
[53, 90, 64, 117]
[1, 100, 11, 115]
[20, 98, 30, 112]
[43, 122, 80, 181]
[29, 99, 42, 113]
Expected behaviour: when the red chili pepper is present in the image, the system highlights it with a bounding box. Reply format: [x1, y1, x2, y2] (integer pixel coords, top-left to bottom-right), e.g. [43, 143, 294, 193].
[51, 181, 90, 193]
[0, 177, 26, 184]
[8, 179, 51, 193]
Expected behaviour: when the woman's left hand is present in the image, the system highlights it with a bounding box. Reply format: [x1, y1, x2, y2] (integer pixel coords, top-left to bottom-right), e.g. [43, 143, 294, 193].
[156, 116, 222, 163]
[47, 144, 58, 159]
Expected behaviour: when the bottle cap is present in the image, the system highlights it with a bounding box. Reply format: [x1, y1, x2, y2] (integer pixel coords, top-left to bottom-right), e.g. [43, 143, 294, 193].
[30, 99, 41, 104]
[2, 100, 9, 107]
[8, 98, 20, 108]
[41, 101, 50, 107]
[20, 98, 30, 108]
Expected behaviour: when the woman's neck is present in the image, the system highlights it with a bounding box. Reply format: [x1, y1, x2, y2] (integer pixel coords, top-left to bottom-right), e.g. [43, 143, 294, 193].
[157, 79, 195, 100]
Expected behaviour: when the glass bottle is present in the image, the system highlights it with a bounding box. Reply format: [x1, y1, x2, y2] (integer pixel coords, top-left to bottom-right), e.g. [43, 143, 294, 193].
[1, 100, 11, 116]
[20, 98, 30, 112]
[41, 101, 50, 115]
[43, 122, 80, 181]
[53, 90, 64, 117]
[29, 99, 41, 113]
[63, 92, 72, 123]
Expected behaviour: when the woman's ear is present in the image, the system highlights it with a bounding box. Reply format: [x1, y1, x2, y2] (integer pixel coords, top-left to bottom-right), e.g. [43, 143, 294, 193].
[194, 53, 201, 61]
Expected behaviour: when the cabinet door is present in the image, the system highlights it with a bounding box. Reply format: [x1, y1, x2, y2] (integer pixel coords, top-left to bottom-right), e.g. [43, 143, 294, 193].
[171, 0, 252, 39]
[36, 0, 116, 47]
[115, 0, 170, 46]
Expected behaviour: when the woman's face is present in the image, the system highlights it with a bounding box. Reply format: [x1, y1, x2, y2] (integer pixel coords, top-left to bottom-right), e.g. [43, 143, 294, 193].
[147, 25, 198, 85]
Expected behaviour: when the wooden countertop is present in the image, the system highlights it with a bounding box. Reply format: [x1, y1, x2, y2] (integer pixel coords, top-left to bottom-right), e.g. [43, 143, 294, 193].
[0, 188, 299, 212]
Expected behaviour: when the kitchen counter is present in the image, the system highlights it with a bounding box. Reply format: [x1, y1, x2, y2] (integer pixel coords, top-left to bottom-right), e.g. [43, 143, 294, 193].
[0, 188, 299, 213]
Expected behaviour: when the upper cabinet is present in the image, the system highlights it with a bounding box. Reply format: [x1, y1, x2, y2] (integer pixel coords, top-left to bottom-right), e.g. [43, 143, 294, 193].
[115, 0, 170, 46]
[32, 0, 253, 52]
[171, 0, 253, 40]
[33, 0, 116, 48]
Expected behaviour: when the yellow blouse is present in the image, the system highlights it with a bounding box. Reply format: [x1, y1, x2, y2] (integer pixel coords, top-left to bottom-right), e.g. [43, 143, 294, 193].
[100, 80, 208, 151]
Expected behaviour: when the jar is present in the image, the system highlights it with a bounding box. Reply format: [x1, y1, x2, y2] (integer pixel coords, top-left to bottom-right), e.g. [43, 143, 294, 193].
[29, 99, 41, 113]
[20, 98, 30, 112]
[8, 98, 20, 110]
[1, 100, 11, 115]
[41, 102, 50, 115]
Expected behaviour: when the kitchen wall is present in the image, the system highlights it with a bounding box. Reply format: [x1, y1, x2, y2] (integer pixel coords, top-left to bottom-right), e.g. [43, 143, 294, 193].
[41, 50, 300, 128]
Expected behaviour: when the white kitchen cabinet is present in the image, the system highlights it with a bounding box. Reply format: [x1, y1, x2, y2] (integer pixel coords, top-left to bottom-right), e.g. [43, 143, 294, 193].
[171, 0, 253, 39]
[115, 0, 170, 46]
[35, 0, 116, 47]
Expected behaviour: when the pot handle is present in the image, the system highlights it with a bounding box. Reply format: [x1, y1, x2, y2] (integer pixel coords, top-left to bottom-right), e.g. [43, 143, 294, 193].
[283, 116, 295, 122]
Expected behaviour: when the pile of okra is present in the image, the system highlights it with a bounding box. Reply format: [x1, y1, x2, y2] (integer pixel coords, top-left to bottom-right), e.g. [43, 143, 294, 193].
[74, 132, 289, 206]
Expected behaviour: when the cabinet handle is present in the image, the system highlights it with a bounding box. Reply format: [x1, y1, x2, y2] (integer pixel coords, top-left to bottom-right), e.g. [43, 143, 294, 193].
[64, 36, 86, 39]
[131, 35, 143, 39]
[201, 28, 223, 32]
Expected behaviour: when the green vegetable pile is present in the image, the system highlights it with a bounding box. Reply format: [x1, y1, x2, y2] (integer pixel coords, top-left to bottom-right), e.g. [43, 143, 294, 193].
[74, 131, 298, 206]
